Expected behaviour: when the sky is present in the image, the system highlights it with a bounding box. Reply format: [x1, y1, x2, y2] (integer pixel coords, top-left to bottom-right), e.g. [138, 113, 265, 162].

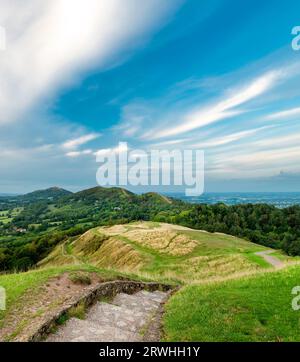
[1, 0, 300, 194]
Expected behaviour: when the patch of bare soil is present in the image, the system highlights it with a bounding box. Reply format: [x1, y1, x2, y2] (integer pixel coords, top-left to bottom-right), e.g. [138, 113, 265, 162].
[99, 224, 128, 235]
[0, 272, 105, 342]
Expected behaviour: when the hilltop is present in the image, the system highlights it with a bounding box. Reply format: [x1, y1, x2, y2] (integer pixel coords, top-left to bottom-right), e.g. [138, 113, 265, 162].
[39, 221, 292, 284]
[25, 186, 71, 199]
[7, 187, 72, 203]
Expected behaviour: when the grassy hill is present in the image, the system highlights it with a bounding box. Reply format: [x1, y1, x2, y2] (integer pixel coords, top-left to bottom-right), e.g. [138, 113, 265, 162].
[0, 220, 298, 341]
[39, 221, 290, 284]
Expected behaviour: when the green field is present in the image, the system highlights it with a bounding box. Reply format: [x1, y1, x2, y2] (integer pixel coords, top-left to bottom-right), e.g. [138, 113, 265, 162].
[0, 208, 22, 224]
[163, 264, 300, 341]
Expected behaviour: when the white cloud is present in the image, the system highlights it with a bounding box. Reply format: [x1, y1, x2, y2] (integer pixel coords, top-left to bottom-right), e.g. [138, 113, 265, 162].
[266, 107, 300, 120]
[149, 70, 281, 139]
[65, 149, 93, 157]
[150, 138, 191, 148]
[191, 126, 271, 148]
[215, 145, 300, 170]
[62, 133, 100, 150]
[0, 0, 181, 124]
[94, 142, 129, 157]
[246, 131, 300, 150]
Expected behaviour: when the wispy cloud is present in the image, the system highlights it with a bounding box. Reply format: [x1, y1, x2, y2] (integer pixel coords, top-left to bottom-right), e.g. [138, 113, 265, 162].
[0, 0, 181, 124]
[62, 133, 100, 150]
[243, 131, 300, 150]
[191, 126, 271, 148]
[147, 70, 282, 140]
[214, 145, 300, 172]
[65, 149, 93, 158]
[266, 107, 300, 120]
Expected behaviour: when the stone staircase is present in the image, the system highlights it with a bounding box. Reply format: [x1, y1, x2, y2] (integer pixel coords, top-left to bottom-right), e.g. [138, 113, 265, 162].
[47, 290, 168, 342]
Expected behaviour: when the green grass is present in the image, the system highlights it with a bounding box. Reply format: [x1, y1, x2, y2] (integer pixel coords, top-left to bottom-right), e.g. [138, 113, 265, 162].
[68, 271, 92, 285]
[0, 264, 149, 324]
[163, 264, 300, 342]
[67, 302, 86, 320]
[0, 208, 23, 224]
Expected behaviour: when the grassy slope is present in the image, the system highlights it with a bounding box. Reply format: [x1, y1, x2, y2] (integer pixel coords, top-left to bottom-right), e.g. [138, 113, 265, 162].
[163, 264, 300, 342]
[0, 264, 149, 327]
[38, 222, 278, 284]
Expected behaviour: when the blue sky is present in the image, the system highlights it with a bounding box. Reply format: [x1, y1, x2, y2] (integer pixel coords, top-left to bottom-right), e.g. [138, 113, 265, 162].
[1, 0, 300, 193]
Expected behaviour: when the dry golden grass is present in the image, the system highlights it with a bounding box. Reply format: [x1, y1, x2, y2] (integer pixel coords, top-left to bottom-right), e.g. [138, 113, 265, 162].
[124, 229, 198, 256]
[72, 230, 107, 256]
[99, 224, 129, 235]
[90, 237, 145, 271]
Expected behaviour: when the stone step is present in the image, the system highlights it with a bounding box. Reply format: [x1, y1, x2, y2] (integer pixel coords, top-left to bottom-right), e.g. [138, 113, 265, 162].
[47, 317, 141, 342]
[135, 290, 167, 303]
[86, 302, 148, 332]
[46, 289, 169, 342]
[112, 293, 160, 313]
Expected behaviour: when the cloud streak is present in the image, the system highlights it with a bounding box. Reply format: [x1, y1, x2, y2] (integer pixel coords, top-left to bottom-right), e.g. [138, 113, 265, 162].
[266, 107, 300, 120]
[147, 70, 282, 140]
[62, 133, 100, 150]
[0, 0, 181, 124]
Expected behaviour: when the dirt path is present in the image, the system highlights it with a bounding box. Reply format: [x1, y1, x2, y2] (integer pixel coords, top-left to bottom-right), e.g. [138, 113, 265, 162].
[255, 250, 284, 268]
[61, 242, 88, 265]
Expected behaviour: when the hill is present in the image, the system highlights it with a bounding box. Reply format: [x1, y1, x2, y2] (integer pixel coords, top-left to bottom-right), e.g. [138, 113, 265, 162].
[64, 186, 135, 203]
[39, 221, 292, 284]
[60, 186, 174, 207]
[18, 187, 72, 202]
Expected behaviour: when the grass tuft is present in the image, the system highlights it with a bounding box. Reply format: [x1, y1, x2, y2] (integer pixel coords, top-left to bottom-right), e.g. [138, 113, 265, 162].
[69, 271, 91, 285]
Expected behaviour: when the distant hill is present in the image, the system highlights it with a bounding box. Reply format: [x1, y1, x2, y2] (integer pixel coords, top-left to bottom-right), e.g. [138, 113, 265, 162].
[65, 186, 135, 203]
[0, 193, 20, 197]
[59, 186, 174, 207]
[19, 187, 72, 202]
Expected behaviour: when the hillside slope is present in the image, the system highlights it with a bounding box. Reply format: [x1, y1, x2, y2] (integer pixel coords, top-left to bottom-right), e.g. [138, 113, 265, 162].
[0, 265, 149, 341]
[164, 264, 300, 341]
[39, 221, 288, 284]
